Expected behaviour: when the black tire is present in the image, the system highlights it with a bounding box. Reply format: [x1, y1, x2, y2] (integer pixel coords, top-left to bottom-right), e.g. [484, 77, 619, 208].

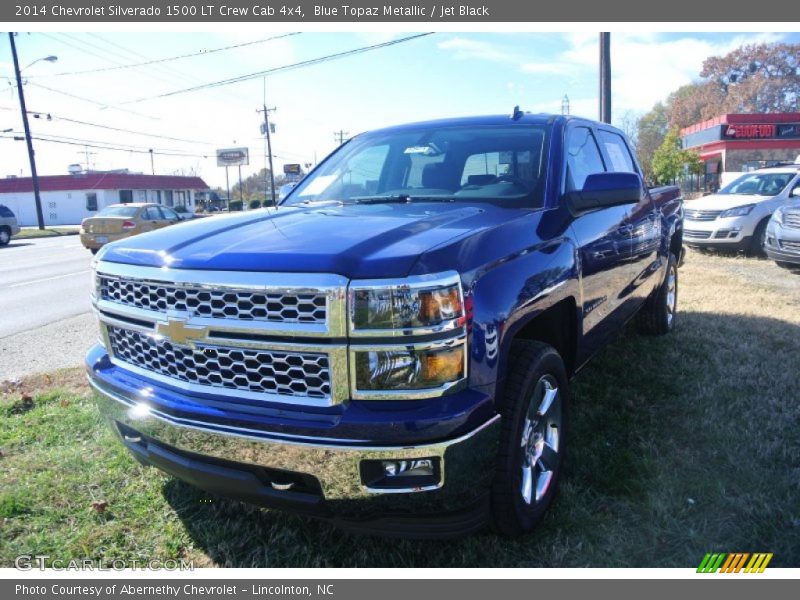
[491, 340, 569, 536]
[748, 218, 770, 257]
[636, 252, 678, 335]
[776, 261, 798, 270]
[0, 227, 10, 246]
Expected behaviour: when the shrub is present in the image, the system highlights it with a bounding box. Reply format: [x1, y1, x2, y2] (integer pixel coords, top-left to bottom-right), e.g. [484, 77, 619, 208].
[248, 199, 262, 210]
[228, 200, 243, 212]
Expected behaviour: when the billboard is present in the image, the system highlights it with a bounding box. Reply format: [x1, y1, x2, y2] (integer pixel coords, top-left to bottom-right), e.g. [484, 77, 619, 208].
[283, 163, 302, 174]
[216, 147, 249, 167]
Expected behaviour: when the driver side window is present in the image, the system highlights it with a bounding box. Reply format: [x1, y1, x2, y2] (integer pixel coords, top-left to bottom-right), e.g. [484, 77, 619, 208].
[565, 127, 606, 191]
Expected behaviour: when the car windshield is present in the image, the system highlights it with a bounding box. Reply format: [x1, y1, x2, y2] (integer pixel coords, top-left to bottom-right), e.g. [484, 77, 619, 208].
[97, 206, 140, 217]
[283, 124, 549, 208]
[718, 173, 795, 196]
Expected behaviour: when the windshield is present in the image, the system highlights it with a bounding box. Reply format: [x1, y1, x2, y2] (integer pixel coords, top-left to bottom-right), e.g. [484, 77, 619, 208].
[718, 173, 795, 196]
[97, 206, 140, 218]
[283, 124, 549, 208]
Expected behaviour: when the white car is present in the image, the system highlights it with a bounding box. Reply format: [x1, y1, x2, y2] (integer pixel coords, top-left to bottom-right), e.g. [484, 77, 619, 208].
[765, 201, 800, 269]
[683, 166, 800, 254]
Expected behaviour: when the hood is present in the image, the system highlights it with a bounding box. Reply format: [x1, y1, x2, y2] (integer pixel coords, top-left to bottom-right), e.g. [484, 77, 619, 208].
[99, 202, 525, 278]
[688, 193, 774, 211]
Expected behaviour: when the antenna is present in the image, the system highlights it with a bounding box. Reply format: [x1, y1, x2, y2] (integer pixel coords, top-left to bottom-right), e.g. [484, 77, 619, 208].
[511, 105, 523, 121]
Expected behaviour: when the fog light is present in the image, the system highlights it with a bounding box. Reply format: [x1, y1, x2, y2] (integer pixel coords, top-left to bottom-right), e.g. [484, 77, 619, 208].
[383, 459, 435, 477]
[360, 457, 441, 491]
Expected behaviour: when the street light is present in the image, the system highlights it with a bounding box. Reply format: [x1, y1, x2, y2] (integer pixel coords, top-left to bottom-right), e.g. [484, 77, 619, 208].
[24, 55, 58, 70]
[8, 33, 58, 230]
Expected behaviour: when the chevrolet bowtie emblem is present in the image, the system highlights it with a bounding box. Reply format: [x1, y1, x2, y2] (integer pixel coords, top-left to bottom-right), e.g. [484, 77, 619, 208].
[155, 318, 209, 345]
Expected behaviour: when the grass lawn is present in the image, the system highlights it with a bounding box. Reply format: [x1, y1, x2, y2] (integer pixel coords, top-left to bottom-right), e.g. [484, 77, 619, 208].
[15, 226, 80, 239]
[1, 251, 799, 567]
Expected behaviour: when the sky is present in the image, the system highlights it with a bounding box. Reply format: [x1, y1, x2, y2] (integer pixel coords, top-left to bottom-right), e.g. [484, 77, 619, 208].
[1, 31, 797, 189]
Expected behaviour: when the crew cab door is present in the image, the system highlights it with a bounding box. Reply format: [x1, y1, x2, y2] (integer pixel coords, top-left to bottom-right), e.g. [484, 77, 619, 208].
[595, 128, 662, 309]
[563, 125, 635, 355]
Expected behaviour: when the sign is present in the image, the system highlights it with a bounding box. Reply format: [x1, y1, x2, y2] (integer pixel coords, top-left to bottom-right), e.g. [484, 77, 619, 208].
[283, 163, 302, 175]
[723, 123, 800, 140]
[216, 147, 249, 167]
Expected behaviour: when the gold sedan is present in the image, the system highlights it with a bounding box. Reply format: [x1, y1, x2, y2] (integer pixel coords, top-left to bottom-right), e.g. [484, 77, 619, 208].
[80, 203, 182, 254]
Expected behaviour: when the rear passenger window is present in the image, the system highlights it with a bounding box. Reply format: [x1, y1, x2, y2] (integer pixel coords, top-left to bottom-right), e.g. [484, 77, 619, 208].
[0, 206, 14, 218]
[596, 130, 637, 173]
[565, 127, 606, 191]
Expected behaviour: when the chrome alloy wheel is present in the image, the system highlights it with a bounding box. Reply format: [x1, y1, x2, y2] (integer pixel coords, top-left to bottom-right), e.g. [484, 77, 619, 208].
[519, 374, 561, 505]
[0, 229, 9, 245]
[665, 264, 677, 327]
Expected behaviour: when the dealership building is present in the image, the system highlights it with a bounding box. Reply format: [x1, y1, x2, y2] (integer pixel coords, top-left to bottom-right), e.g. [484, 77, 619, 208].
[0, 170, 210, 226]
[681, 112, 800, 190]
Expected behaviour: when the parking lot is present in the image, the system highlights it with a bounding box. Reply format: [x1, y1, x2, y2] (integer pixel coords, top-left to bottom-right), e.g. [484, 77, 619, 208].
[0, 235, 95, 380]
[1, 247, 798, 567]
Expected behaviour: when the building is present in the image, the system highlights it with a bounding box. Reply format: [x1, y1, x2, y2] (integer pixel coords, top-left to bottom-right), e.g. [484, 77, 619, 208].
[0, 170, 210, 226]
[681, 113, 800, 190]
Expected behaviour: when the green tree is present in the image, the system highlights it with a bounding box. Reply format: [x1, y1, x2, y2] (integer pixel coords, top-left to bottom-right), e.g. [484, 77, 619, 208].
[651, 129, 697, 185]
[636, 102, 669, 182]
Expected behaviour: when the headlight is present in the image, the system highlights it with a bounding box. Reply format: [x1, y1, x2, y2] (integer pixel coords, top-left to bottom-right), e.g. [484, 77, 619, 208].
[349, 271, 463, 334]
[719, 204, 755, 218]
[352, 339, 466, 396]
[349, 271, 467, 398]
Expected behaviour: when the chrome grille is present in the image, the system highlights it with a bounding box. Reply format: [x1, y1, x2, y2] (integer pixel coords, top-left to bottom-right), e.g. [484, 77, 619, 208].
[685, 209, 722, 222]
[783, 209, 800, 229]
[684, 229, 712, 240]
[107, 326, 331, 400]
[100, 276, 327, 324]
[780, 240, 800, 253]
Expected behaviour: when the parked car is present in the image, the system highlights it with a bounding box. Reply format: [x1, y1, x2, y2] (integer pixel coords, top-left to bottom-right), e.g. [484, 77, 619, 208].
[80, 203, 182, 254]
[683, 166, 800, 254]
[0, 204, 21, 246]
[765, 199, 800, 269]
[87, 113, 683, 536]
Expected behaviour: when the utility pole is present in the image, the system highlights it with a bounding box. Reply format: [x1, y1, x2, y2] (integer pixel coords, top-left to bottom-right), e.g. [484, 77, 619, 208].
[599, 32, 612, 124]
[334, 130, 349, 146]
[561, 94, 570, 115]
[257, 104, 277, 206]
[149, 149, 154, 175]
[77, 147, 96, 171]
[9, 33, 45, 230]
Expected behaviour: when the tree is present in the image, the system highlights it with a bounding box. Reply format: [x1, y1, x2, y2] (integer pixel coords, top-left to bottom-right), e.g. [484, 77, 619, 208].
[636, 102, 669, 181]
[651, 128, 698, 185]
[701, 43, 800, 114]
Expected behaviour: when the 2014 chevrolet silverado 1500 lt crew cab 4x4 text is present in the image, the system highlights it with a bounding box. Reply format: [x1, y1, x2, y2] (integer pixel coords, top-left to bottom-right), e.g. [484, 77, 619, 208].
[87, 112, 683, 537]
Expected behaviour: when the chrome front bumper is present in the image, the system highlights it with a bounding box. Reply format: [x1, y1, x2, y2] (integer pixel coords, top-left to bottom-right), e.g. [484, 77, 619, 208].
[89, 372, 501, 526]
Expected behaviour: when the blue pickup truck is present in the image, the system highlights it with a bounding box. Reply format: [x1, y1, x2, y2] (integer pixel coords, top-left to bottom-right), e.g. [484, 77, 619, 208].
[87, 112, 683, 537]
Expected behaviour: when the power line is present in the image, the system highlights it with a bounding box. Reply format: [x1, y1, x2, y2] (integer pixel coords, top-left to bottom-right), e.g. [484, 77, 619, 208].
[123, 33, 435, 104]
[1, 106, 218, 146]
[1, 134, 211, 158]
[26, 82, 159, 120]
[31, 33, 302, 78]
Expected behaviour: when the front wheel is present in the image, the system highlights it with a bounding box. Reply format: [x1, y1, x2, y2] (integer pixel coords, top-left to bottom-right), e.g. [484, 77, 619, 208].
[491, 341, 569, 536]
[748, 219, 769, 257]
[776, 261, 797, 270]
[0, 227, 10, 246]
[636, 252, 678, 335]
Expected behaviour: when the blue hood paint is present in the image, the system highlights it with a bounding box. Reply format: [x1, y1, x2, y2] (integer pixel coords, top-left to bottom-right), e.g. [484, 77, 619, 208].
[100, 202, 529, 279]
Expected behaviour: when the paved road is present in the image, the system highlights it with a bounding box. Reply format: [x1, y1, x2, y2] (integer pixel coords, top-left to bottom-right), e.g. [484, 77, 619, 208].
[0, 236, 96, 380]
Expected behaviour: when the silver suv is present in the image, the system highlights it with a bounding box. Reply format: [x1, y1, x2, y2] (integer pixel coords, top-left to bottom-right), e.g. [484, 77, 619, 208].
[0, 205, 21, 246]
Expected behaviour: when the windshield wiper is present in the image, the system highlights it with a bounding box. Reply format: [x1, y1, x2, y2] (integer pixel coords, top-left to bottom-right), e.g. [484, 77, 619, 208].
[353, 194, 456, 204]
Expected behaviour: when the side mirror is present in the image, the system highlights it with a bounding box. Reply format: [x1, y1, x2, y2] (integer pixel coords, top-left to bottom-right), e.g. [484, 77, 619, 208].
[790, 186, 800, 198]
[565, 172, 643, 214]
